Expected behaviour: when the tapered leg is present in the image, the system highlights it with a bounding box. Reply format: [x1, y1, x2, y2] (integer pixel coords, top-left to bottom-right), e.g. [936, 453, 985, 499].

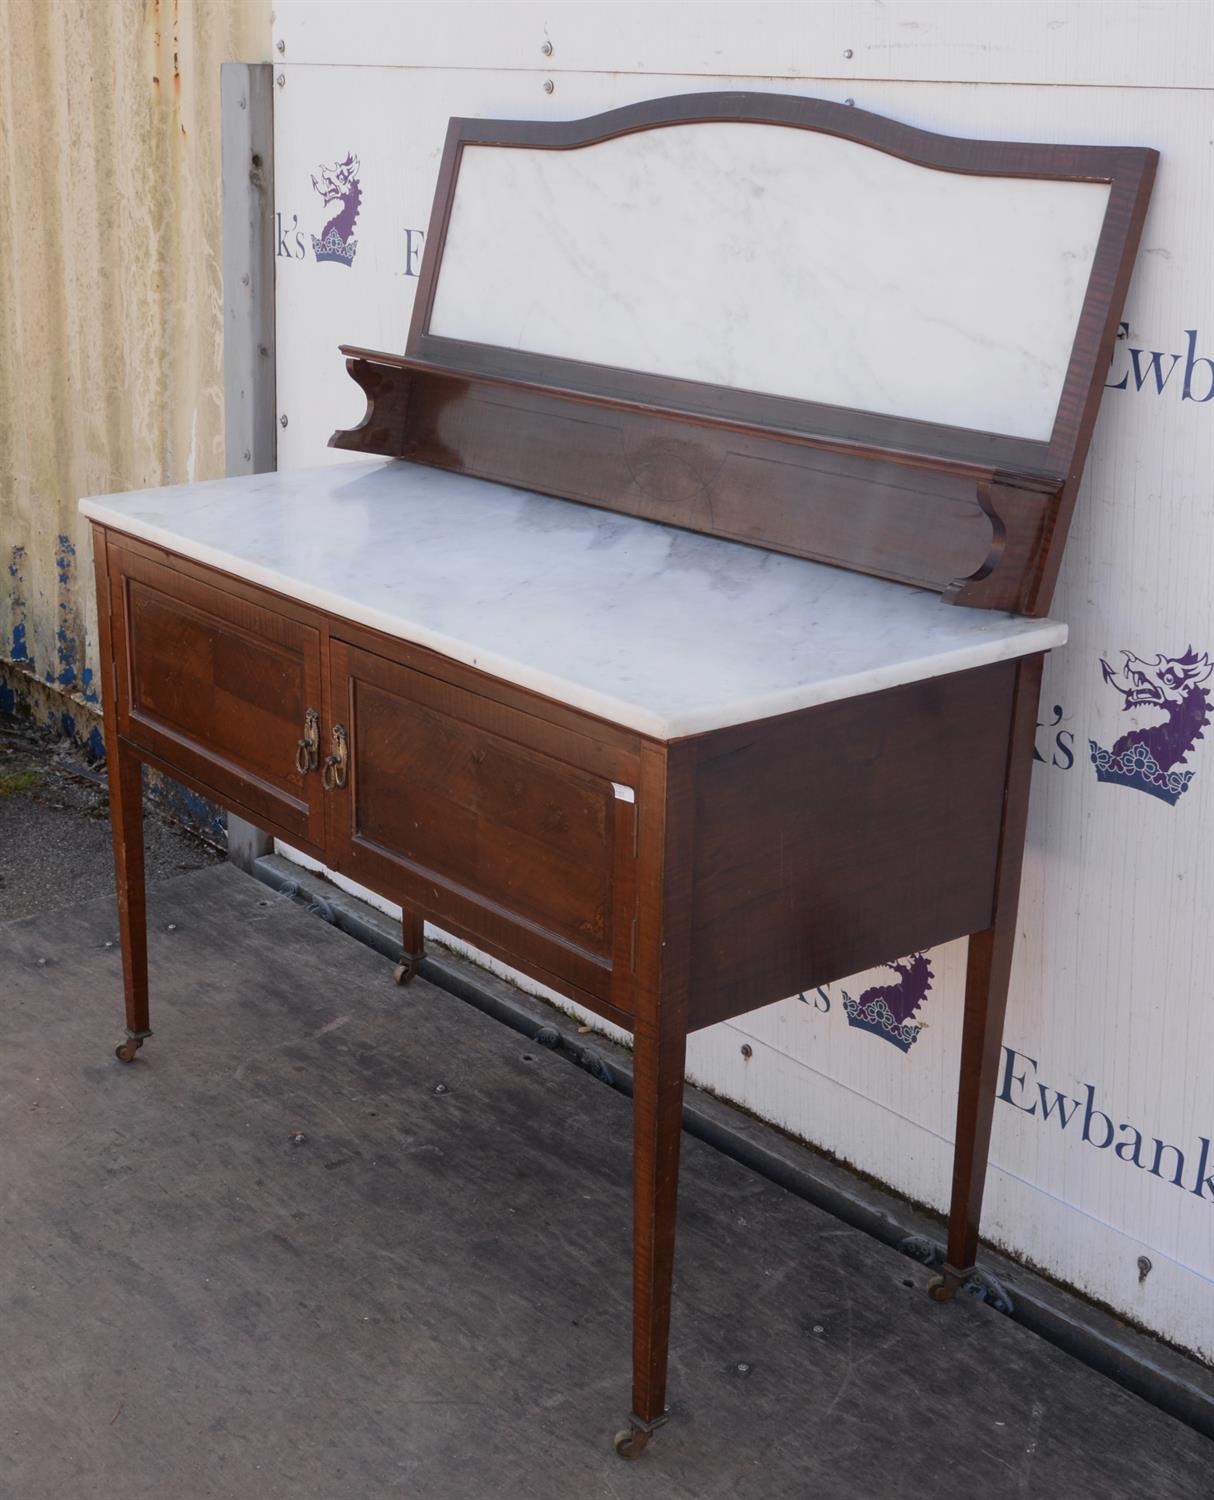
[617, 1019, 687, 1455]
[937, 924, 1012, 1282]
[92, 524, 150, 1062]
[933, 653, 1044, 1296]
[614, 738, 696, 1457]
[106, 739, 150, 1061]
[392, 910, 426, 985]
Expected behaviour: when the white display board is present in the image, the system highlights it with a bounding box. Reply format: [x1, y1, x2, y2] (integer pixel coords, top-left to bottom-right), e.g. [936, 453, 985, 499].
[271, 3, 1214, 1361]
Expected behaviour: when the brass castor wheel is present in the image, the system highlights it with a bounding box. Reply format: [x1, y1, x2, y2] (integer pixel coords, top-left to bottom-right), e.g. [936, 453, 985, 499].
[927, 1273, 959, 1303]
[392, 958, 420, 986]
[613, 1427, 650, 1459]
[114, 1037, 144, 1063]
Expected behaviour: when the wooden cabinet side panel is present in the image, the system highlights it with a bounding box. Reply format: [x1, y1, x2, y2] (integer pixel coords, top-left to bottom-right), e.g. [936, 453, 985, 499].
[686, 662, 1018, 1030]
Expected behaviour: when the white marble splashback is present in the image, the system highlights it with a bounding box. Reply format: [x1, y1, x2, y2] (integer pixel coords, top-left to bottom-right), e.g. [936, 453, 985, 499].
[81, 459, 1064, 740]
[428, 123, 1110, 441]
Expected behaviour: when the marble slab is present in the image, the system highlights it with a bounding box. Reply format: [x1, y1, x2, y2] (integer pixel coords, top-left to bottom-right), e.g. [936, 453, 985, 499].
[80, 459, 1066, 740]
[429, 123, 1110, 441]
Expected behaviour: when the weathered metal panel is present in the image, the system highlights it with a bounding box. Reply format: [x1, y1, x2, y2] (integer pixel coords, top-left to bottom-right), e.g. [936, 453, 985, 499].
[0, 0, 270, 751]
[221, 59, 277, 868]
[270, 14, 1214, 1360]
[222, 61, 277, 479]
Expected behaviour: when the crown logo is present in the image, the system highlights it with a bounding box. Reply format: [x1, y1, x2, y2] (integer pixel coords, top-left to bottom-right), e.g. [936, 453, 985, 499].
[311, 227, 359, 265]
[1089, 741, 1194, 805]
[843, 952, 932, 1053]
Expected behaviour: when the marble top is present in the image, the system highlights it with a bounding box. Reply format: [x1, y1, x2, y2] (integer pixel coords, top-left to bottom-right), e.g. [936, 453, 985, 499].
[431, 124, 1109, 442]
[80, 459, 1066, 740]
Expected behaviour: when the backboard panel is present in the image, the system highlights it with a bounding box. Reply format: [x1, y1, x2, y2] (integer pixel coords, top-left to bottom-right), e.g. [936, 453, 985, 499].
[429, 123, 1110, 441]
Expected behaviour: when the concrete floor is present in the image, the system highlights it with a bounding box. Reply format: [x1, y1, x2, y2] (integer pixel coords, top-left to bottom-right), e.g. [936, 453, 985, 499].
[3, 859, 1212, 1499]
[0, 718, 219, 921]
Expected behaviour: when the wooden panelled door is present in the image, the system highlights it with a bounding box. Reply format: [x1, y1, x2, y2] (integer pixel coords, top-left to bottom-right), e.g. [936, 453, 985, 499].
[109, 543, 326, 848]
[325, 639, 640, 1023]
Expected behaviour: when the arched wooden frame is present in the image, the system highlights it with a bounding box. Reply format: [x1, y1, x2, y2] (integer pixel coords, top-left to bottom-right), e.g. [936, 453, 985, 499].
[332, 92, 1156, 617]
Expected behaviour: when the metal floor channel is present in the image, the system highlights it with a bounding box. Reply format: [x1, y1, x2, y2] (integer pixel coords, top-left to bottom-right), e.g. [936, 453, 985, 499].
[1, 863, 1209, 1500]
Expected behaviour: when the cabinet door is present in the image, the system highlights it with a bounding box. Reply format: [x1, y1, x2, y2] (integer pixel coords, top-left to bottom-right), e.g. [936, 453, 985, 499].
[110, 545, 325, 847]
[328, 640, 638, 1019]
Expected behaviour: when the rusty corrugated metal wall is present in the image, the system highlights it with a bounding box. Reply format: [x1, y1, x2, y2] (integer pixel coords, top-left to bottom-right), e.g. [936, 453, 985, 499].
[0, 0, 269, 749]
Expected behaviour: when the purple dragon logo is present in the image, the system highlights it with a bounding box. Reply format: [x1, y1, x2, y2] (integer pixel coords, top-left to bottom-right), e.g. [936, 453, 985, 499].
[311, 153, 361, 266]
[843, 952, 933, 1053]
[1089, 647, 1212, 805]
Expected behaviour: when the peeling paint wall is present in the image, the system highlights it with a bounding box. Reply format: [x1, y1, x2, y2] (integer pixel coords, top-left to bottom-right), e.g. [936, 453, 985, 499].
[0, 0, 270, 747]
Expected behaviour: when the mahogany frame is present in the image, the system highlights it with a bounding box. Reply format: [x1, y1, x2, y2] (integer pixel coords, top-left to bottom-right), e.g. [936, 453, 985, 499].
[331, 92, 1155, 616]
[90, 89, 1157, 1461]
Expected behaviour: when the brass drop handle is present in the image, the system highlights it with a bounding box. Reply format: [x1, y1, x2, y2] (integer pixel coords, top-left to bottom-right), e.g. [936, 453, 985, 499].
[295, 707, 320, 774]
[321, 722, 349, 790]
